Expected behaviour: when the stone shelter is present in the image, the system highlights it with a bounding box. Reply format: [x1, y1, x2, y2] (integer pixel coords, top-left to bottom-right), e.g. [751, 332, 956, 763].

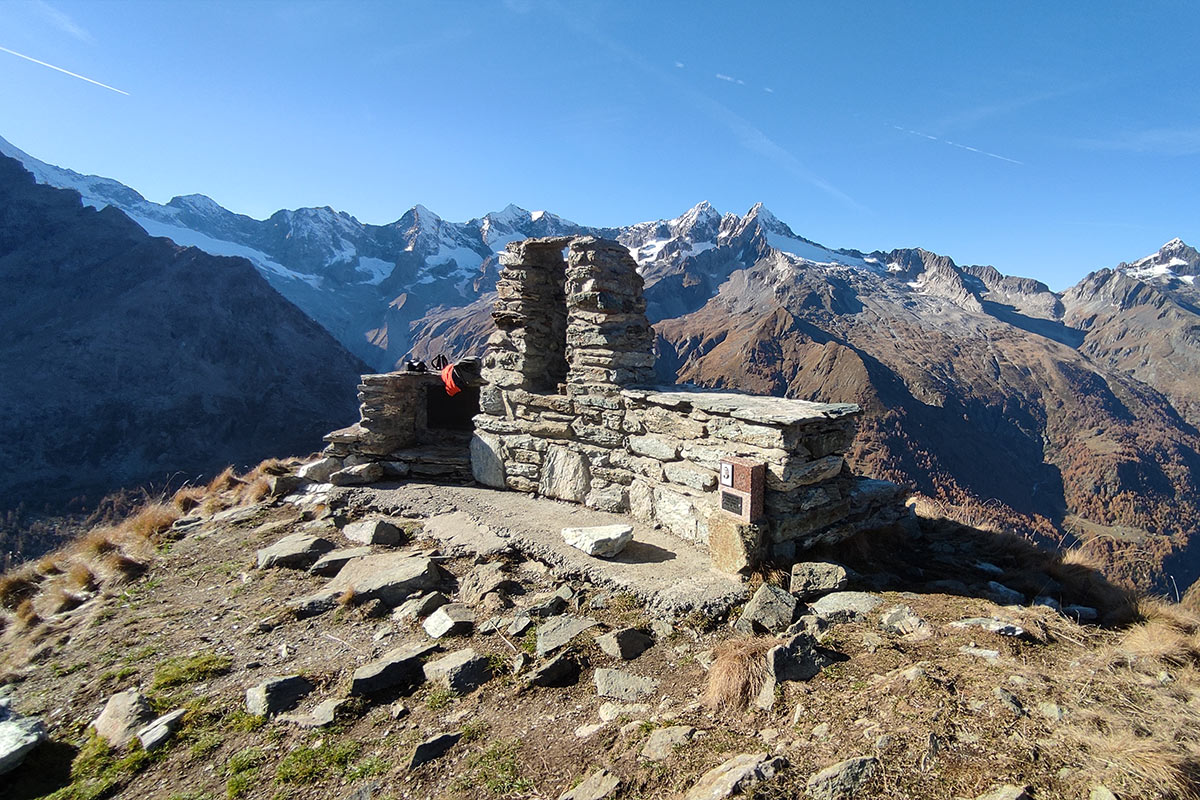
[323, 236, 908, 573]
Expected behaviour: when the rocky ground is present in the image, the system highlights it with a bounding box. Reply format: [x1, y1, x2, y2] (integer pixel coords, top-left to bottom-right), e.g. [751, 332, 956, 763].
[2, 463, 1199, 800]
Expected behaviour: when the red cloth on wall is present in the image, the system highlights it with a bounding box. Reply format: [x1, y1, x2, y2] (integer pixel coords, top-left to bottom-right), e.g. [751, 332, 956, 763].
[440, 363, 461, 396]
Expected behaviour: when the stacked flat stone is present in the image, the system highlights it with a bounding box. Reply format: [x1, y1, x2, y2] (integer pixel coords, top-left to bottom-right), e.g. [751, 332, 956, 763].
[472, 236, 909, 571]
[322, 371, 473, 482]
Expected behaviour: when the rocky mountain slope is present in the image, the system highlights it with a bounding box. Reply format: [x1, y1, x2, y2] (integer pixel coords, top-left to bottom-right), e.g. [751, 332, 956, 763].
[4, 136, 1199, 590]
[4, 463, 1194, 800]
[0, 153, 367, 549]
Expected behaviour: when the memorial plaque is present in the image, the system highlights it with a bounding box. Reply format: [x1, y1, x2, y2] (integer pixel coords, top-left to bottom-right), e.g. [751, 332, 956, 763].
[718, 457, 764, 523]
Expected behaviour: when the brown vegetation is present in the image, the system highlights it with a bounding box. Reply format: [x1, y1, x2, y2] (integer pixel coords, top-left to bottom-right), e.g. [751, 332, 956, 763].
[702, 636, 778, 711]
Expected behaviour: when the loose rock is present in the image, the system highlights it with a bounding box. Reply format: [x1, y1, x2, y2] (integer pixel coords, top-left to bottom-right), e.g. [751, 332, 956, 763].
[755, 633, 830, 710]
[561, 524, 634, 558]
[529, 653, 581, 687]
[343, 517, 406, 546]
[297, 456, 341, 483]
[393, 592, 450, 624]
[408, 732, 461, 770]
[424, 604, 474, 638]
[459, 562, 515, 605]
[329, 462, 384, 486]
[323, 553, 442, 607]
[351, 642, 437, 696]
[809, 592, 883, 624]
[559, 767, 620, 800]
[536, 615, 599, 657]
[423, 648, 491, 693]
[596, 627, 655, 660]
[0, 702, 46, 775]
[256, 533, 335, 570]
[985, 581, 1025, 606]
[681, 752, 788, 800]
[734, 584, 798, 634]
[246, 675, 314, 716]
[309, 546, 374, 576]
[805, 755, 878, 800]
[641, 725, 695, 761]
[594, 668, 658, 701]
[136, 708, 185, 752]
[91, 689, 153, 748]
[789, 562, 849, 600]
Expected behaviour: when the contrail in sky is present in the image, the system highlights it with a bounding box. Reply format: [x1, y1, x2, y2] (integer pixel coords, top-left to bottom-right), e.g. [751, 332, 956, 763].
[0, 45, 129, 95]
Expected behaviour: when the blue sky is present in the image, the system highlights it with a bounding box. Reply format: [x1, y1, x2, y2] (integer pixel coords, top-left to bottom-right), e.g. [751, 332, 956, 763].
[1, 0, 1197, 289]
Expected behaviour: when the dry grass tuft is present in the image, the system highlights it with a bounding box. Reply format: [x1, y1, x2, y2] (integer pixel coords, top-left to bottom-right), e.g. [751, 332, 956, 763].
[44, 585, 84, 615]
[100, 551, 147, 584]
[171, 485, 207, 513]
[1109, 621, 1195, 670]
[1137, 595, 1200, 633]
[702, 636, 778, 711]
[244, 458, 293, 479]
[35, 557, 63, 576]
[1050, 555, 1138, 625]
[65, 562, 96, 591]
[206, 466, 242, 494]
[125, 502, 181, 541]
[14, 598, 39, 630]
[78, 527, 119, 559]
[238, 476, 271, 506]
[337, 587, 357, 607]
[0, 570, 39, 610]
[1068, 724, 1200, 800]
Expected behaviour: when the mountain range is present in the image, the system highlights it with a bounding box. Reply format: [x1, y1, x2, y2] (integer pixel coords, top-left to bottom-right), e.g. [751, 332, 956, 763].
[0, 150, 366, 537]
[2, 134, 1198, 591]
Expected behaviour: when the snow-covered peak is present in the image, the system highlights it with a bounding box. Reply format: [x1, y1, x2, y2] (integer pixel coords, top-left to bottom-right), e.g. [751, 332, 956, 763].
[485, 203, 531, 227]
[1124, 237, 1200, 281]
[167, 194, 225, 215]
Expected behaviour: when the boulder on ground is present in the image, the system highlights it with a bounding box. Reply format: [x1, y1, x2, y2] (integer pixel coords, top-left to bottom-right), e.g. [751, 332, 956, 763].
[459, 562, 517, 605]
[0, 702, 46, 775]
[351, 642, 438, 696]
[393, 592, 450, 624]
[594, 668, 657, 701]
[246, 675, 314, 716]
[681, 752, 788, 800]
[325, 553, 442, 607]
[734, 584, 797, 634]
[91, 689, 153, 748]
[423, 648, 491, 693]
[561, 524, 634, 558]
[256, 532, 335, 570]
[789, 562, 849, 600]
[343, 517, 406, 546]
[641, 725, 696, 761]
[558, 767, 620, 800]
[805, 755, 878, 800]
[423, 604, 474, 638]
[298, 456, 341, 483]
[529, 653, 581, 687]
[136, 708, 186, 752]
[536, 615, 599, 657]
[596, 628, 654, 660]
[309, 546, 374, 576]
[755, 633, 831, 710]
[809, 592, 882, 624]
[408, 732, 461, 770]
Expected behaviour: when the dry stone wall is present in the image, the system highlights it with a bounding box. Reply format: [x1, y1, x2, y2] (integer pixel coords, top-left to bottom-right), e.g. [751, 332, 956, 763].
[472, 236, 909, 571]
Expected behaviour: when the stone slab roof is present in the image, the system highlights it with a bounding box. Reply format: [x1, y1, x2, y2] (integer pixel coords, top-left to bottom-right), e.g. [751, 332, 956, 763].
[622, 385, 860, 425]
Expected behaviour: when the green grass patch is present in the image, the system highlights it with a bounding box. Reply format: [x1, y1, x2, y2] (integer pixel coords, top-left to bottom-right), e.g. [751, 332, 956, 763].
[226, 710, 266, 732]
[456, 739, 533, 795]
[426, 687, 456, 710]
[151, 652, 232, 689]
[46, 732, 158, 800]
[275, 740, 363, 784]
